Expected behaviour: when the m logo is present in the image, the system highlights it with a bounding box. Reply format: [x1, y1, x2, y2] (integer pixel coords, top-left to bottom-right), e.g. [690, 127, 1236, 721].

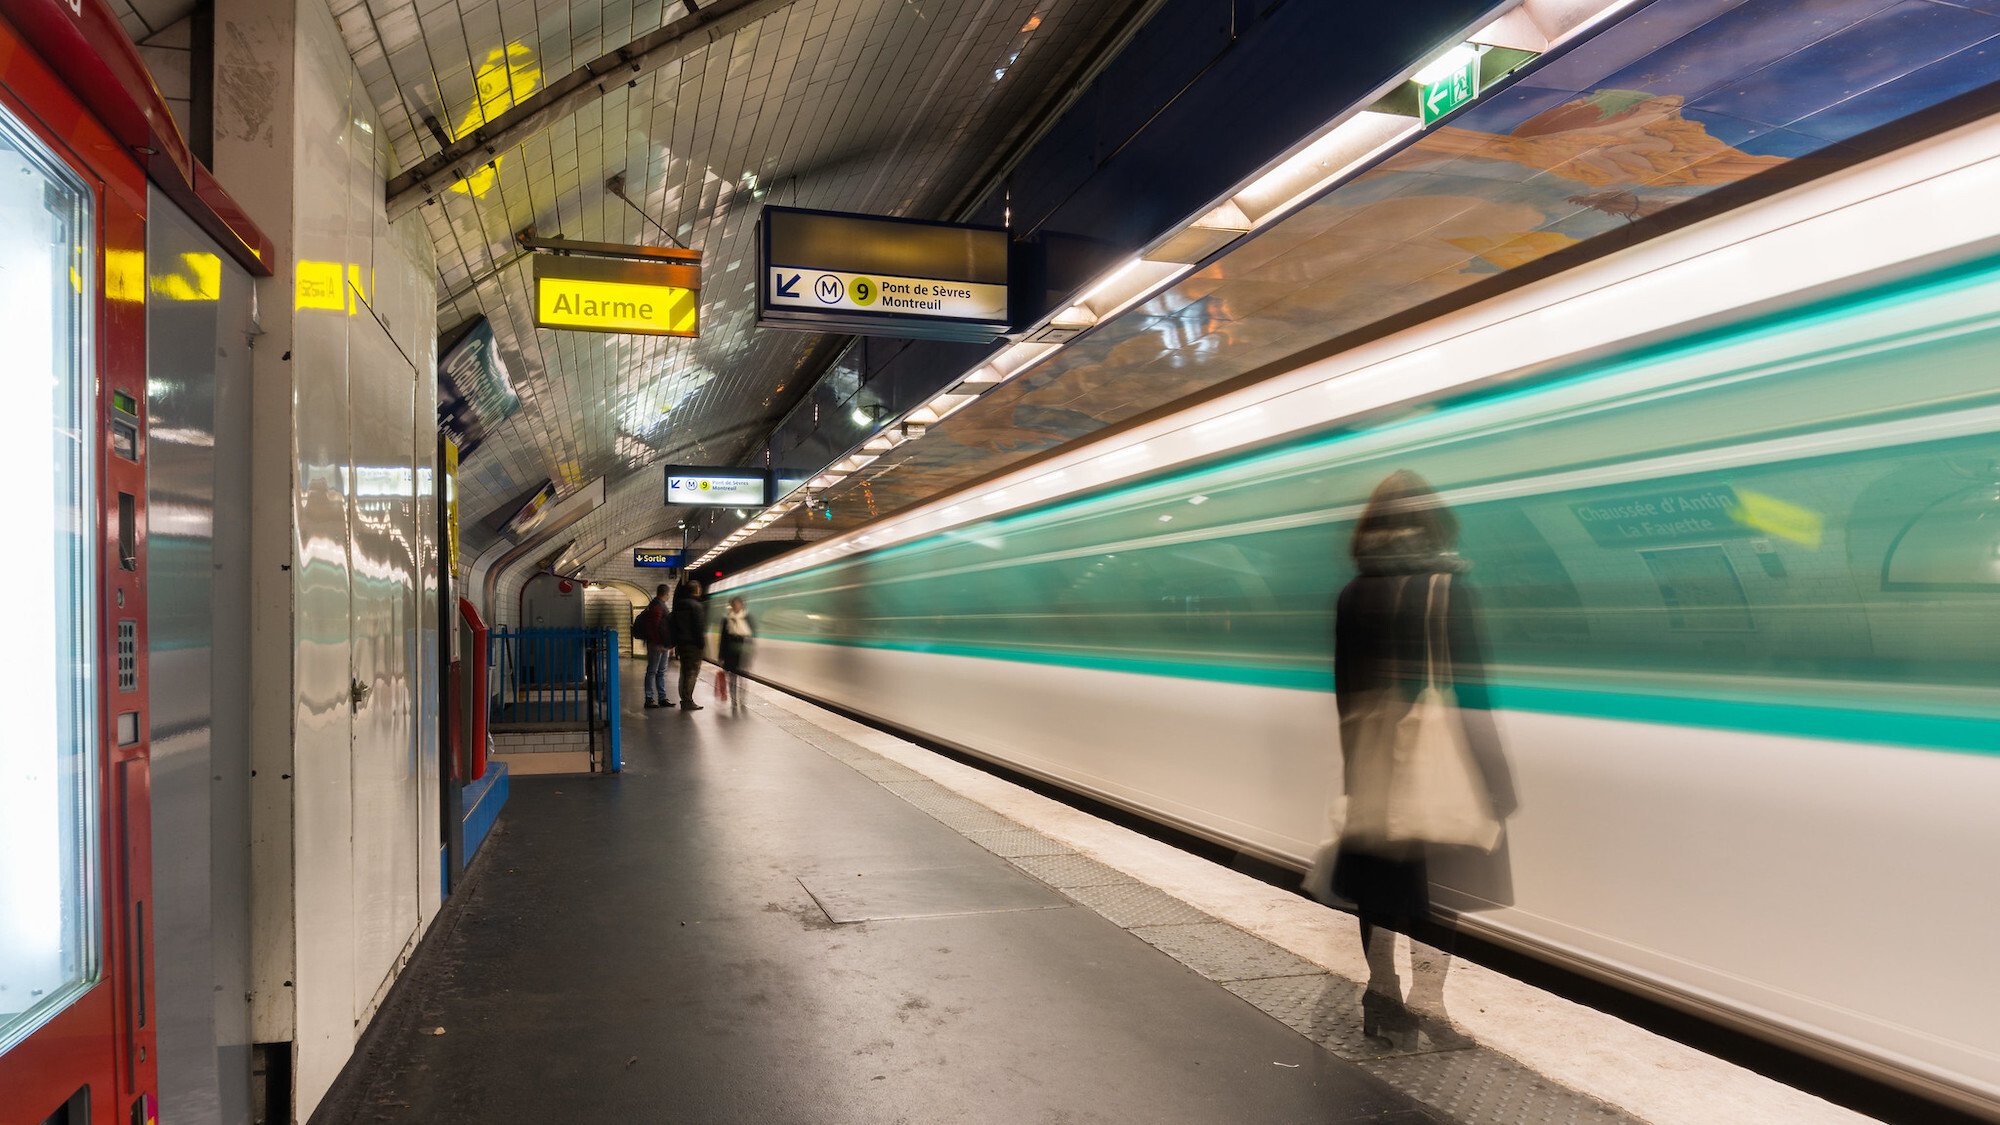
[814, 274, 843, 304]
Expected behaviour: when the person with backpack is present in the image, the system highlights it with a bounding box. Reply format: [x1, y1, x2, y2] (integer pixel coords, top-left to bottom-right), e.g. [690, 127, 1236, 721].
[636, 583, 675, 709]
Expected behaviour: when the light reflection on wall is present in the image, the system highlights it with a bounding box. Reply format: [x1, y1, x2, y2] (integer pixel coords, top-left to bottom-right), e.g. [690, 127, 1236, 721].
[448, 44, 540, 198]
[296, 260, 372, 314]
[150, 251, 221, 302]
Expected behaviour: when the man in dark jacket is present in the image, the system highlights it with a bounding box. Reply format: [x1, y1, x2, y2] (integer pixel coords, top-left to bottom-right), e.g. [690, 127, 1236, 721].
[669, 578, 707, 711]
[636, 583, 674, 708]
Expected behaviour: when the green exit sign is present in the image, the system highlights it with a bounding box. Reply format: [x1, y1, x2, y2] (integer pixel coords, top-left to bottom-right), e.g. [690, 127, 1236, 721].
[1420, 54, 1480, 125]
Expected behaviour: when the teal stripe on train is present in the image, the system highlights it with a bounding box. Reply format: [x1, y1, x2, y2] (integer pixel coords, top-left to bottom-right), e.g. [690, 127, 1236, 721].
[734, 256, 2000, 756]
[750, 633, 1998, 756]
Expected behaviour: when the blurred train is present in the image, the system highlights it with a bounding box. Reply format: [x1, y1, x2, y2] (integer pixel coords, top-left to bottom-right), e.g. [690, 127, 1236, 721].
[718, 121, 2000, 1114]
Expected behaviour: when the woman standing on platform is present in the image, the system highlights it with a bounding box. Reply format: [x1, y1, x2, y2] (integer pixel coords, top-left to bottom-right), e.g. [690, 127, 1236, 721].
[718, 596, 755, 713]
[1322, 470, 1515, 1046]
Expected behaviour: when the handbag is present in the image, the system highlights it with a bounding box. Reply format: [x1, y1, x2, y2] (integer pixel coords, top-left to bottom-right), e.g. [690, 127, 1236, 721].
[714, 668, 729, 701]
[1335, 575, 1501, 853]
[1383, 575, 1502, 852]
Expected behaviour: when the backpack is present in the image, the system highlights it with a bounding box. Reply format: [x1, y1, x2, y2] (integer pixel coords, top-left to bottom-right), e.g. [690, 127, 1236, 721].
[636, 601, 667, 645]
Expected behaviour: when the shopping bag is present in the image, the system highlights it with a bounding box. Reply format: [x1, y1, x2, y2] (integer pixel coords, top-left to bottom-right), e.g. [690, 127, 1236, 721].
[714, 669, 729, 701]
[1383, 576, 1501, 852]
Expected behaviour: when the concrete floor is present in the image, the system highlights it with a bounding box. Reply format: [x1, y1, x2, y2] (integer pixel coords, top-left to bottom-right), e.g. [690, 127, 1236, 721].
[313, 677, 1442, 1124]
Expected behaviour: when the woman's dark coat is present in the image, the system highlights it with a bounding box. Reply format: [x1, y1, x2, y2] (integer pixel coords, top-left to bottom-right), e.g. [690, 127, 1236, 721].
[1332, 533, 1517, 920]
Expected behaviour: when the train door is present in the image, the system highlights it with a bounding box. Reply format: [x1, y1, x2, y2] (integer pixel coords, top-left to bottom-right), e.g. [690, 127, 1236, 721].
[0, 15, 157, 1125]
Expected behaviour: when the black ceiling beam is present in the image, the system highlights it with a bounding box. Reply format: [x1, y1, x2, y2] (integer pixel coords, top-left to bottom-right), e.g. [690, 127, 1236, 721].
[385, 0, 800, 219]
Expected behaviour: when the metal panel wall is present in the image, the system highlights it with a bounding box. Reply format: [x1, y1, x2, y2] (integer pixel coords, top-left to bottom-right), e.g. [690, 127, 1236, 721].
[208, 0, 443, 1116]
[285, 0, 443, 1113]
[146, 189, 257, 1125]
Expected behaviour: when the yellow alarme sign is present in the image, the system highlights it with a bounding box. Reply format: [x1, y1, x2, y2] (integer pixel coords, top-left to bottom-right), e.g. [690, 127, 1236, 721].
[537, 275, 698, 337]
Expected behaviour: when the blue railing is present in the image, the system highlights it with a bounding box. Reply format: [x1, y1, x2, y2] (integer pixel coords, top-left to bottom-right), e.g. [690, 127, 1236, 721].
[489, 626, 622, 773]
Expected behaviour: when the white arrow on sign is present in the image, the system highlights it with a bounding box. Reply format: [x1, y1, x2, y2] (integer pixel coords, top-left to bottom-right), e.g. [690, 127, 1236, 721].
[1425, 83, 1454, 115]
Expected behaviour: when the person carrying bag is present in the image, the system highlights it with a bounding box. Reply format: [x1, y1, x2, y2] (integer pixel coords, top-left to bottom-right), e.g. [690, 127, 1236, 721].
[1341, 574, 1501, 853]
[1307, 470, 1515, 1045]
[717, 596, 755, 711]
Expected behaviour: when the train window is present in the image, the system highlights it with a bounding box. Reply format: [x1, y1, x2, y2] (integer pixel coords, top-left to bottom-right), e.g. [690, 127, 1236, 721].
[0, 106, 98, 1055]
[1640, 546, 1753, 632]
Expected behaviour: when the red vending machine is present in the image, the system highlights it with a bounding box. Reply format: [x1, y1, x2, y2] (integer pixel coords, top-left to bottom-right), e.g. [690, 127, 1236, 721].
[0, 4, 270, 1123]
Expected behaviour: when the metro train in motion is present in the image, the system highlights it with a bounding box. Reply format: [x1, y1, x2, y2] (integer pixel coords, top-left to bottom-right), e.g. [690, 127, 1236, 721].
[719, 121, 2000, 1114]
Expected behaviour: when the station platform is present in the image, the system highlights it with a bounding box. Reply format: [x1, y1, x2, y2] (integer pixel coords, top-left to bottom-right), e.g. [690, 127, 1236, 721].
[313, 671, 1874, 1125]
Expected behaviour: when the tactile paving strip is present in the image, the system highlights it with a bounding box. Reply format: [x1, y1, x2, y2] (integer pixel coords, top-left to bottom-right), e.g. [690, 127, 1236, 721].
[1224, 975, 1461, 1061]
[1129, 922, 1326, 983]
[1358, 1049, 1641, 1124]
[851, 761, 926, 783]
[879, 783, 1022, 833]
[922, 802, 1021, 834]
[964, 829, 1075, 858]
[1059, 882, 1212, 928]
[1009, 853, 1135, 889]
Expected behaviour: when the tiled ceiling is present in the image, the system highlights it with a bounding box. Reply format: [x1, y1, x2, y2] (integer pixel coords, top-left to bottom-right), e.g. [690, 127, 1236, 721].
[326, 0, 1142, 556]
[105, 0, 196, 42]
[759, 0, 2000, 551]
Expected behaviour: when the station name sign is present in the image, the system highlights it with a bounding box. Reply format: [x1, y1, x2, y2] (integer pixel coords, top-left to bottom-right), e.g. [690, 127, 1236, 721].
[664, 465, 770, 508]
[758, 205, 1009, 342]
[534, 252, 700, 337]
[633, 548, 682, 568]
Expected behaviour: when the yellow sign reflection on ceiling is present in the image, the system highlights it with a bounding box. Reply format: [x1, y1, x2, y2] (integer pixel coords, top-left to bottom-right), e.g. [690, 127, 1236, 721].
[449, 43, 540, 198]
[533, 254, 700, 337]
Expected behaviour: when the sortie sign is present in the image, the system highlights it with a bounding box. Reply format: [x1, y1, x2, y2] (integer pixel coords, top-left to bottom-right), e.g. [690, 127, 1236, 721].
[758, 205, 1009, 342]
[534, 253, 700, 337]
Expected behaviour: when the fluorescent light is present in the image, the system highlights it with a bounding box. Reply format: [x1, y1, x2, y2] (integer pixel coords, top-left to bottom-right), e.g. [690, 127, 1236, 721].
[1077, 259, 1143, 307]
[926, 391, 980, 419]
[1412, 43, 1481, 86]
[1051, 304, 1098, 329]
[1072, 260, 1190, 321]
[989, 341, 1062, 379]
[1227, 111, 1417, 228]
